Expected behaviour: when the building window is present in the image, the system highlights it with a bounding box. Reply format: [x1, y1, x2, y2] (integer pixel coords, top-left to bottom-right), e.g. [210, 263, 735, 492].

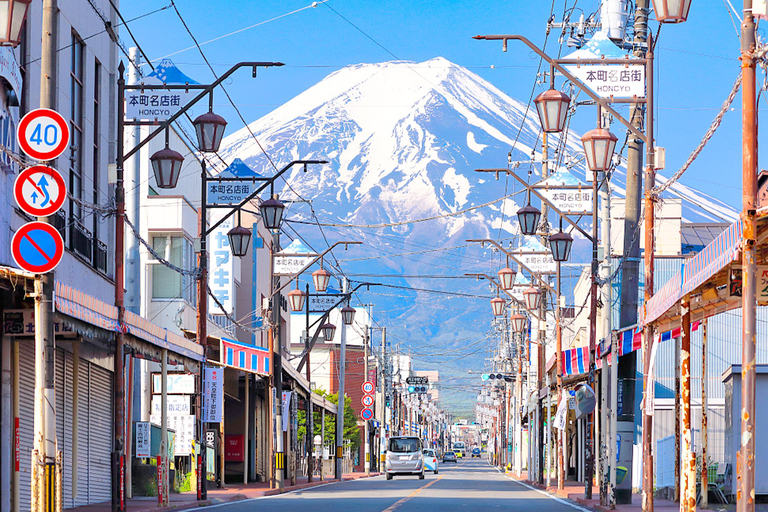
[69, 32, 84, 221]
[150, 234, 196, 304]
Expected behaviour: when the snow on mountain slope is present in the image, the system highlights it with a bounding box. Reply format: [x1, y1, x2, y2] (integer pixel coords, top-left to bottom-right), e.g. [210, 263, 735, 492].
[216, 57, 738, 412]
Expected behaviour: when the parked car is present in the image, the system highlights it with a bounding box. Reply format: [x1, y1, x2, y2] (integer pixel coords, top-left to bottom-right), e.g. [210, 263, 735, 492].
[423, 448, 439, 474]
[443, 451, 457, 463]
[385, 436, 425, 480]
[471, 447, 481, 458]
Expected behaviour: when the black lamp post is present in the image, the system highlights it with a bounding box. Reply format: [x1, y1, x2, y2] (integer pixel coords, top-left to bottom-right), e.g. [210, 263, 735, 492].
[548, 227, 573, 262]
[341, 306, 356, 326]
[259, 195, 285, 231]
[321, 323, 337, 341]
[517, 196, 541, 236]
[193, 111, 228, 152]
[150, 145, 184, 189]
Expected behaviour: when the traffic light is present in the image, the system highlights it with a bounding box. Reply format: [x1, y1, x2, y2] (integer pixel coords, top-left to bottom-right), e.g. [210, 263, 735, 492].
[408, 385, 427, 394]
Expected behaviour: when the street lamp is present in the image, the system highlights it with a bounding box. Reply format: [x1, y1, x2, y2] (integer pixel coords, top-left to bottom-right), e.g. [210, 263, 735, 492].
[259, 195, 285, 231]
[498, 266, 517, 290]
[510, 313, 527, 334]
[312, 267, 332, 293]
[0, 0, 31, 47]
[581, 128, 618, 173]
[491, 297, 506, 316]
[150, 145, 184, 189]
[321, 323, 337, 341]
[227, 223, 251, 258]
[288, 286, 306, 312]
[523, 286, 542, 311]
[193, 111, 228, 152]
[517, 196, 541, 236]
[534, 87, 571, 133]
[341, 305, 356, 326]
[652, 0, 692, 23]
[548, 227, 573, 262]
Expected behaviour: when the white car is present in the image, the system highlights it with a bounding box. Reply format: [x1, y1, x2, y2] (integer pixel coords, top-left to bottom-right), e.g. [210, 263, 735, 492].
[385, 436, 425, 480]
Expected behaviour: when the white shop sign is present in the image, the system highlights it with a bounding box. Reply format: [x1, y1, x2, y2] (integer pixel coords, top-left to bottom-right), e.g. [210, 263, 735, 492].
[273, 255, 316, 276]
[515, 252, 557, 274]
[540, 188, 593, 214]
[150, 414, 196, 456]
[206, 181, 255, 205]
[135, 422, 151, 458]
[124, 90, 196, 121]
[151, 395, 190, 416]
[565, 64, 645, 98]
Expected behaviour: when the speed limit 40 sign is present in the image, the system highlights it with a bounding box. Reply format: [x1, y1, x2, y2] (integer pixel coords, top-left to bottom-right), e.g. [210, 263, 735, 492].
[17, 108, 70, 161]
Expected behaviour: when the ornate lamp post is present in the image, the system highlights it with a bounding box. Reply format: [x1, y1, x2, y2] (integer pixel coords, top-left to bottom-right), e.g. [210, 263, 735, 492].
[652, 0, 692, 23]
[0, 0, 30, 47]
[534, 87, 571, 133]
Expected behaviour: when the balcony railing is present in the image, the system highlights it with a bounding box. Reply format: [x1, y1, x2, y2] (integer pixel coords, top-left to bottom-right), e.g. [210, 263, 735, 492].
[70, 219, 93, 262]
[94, 239, 108, 274]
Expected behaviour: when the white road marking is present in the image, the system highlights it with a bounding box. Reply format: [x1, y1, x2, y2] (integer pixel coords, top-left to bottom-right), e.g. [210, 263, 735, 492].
[490, 465, 593, 512]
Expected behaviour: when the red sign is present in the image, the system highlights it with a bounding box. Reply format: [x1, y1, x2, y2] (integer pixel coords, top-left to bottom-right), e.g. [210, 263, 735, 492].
[156, 455, 163, 506]
[225, 434, 245, 462]
[361, 394, 374, 407]
[361, 408, 373, 420]
[17, 108, 70, 161]
[361, 381, 374, 394]
[14, 165, 66, 217]
[11, 221, 64, 273]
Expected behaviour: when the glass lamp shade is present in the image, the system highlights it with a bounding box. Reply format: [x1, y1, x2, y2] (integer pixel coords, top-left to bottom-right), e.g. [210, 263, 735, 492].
[259, 197, 285, 231]
[193, 111, 227, 152]
[581, 128, 618, 172]
[548, 230, 574, 262]
[341, 306, 356, 326]
[652, 0, 692, 22]
[490, 297, 506, 316]
[534, 88, 571, 133]
[226, 225, 251, 257]
[312, 268, 331, 293]
[523, 286, 542, 311]
[517, 204, 541, 236]
[510, 313, 527, 334]
[0, 0, 31, 47]
[497, 267, 517, 290]
[150, 148, 184, 188]
[287, 288, 306, 312]
[321, 323, 336, 342]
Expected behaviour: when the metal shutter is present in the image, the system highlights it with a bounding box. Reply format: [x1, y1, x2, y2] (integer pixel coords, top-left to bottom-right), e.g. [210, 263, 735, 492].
[17, 340, 35, 512]
[86, 362, 112, 504]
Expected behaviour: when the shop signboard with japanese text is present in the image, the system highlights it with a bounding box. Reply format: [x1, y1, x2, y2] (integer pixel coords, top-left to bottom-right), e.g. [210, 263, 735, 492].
[564, 64, 645, 99]
[539, 188, 593, 214]
[3, 309, 75, 337]
[208, 216, 235, 315]
[274, 254, 316, 276]
[515, 251, 557, 274]
[207, 181, 255, 205]
[203, 367, 223, 423]
[124, 90, 196, 121]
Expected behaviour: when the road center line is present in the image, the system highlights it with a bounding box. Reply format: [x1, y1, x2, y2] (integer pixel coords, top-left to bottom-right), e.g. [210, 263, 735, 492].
[381, 476, 443, 512]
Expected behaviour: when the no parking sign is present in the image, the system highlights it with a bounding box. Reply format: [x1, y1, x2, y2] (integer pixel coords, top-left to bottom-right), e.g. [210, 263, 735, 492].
[11, 222, 64, 273]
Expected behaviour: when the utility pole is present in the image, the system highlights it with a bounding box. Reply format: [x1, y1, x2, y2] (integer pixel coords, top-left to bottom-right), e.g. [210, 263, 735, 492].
[196, 161, 208, 500]
[381, 327, 388, 466]
[556, 261, 564, 490]
[335, 278, 349, 480]
[305, 284, 313, 483]
[272, 228, 285, 489]
[538, 132, 550, 486]
[35, 1, 59, 510]
[364, 322, 370, 476]
[616, 0, 648, 505]
[738, 1, 757, 510]
[599, 168, 614, 506]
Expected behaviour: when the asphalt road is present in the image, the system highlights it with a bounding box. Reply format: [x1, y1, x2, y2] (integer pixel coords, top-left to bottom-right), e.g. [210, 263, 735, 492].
[215, 458, 589, 512]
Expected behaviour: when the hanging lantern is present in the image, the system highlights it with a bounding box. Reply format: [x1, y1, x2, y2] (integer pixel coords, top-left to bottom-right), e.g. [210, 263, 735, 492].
[0, 0, 31, 47]
[287, 287, 306, 312]
[517, 201, 541, 236]
[193, 111, 228, 152]
[534, 88, 571, 133]
[226, 224, 251, 258]
[150, 147, 184, 188]
[497, 267, 517, 290]
[312, 268, 331, 293]
[491, 297, 506, 316]
[548, 229, 573, 262]
[510, 313, 527, 334]
[341, 306, 356, 326]
[523, 286, 542, 311]
[321, 323, 337, 341]
[652, 0, 692, 23]
[581, 128, 618, 172]
[259, 196, 285, 231]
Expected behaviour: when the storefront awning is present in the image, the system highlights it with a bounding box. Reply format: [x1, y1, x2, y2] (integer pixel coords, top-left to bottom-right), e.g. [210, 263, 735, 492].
[124, 310, 204, 362]
[55, 281, 120, 333]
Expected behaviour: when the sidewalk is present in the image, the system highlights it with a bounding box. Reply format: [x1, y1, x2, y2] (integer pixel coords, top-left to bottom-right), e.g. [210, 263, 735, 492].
[68, 472, 380, 512]
[505, 470, 682, 512]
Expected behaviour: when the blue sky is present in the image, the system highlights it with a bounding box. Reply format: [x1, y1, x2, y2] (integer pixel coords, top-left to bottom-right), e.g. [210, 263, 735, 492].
[120, 1, 765, 214]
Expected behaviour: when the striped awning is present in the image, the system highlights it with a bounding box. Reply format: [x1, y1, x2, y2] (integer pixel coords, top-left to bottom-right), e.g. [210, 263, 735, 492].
[598, 321, 701, 368]
[220, 336, 270, 376]
[643, 219, 742, 326]
[54, 280, 119, 332]
[561, 346, 589, 376]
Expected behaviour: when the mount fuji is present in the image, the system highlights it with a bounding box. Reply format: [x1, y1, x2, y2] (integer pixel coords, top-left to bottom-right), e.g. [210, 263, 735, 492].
[215, 57, 737, 414]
